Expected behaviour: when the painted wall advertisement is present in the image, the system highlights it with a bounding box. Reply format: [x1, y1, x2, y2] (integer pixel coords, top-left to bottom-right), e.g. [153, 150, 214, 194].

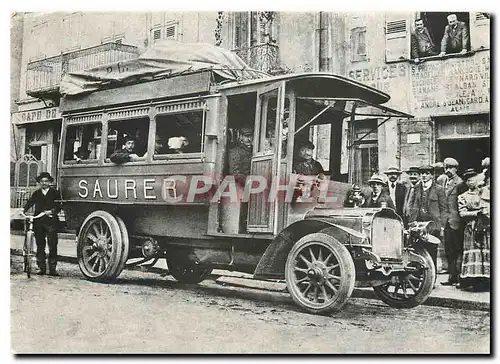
[410, 52, 490, 116]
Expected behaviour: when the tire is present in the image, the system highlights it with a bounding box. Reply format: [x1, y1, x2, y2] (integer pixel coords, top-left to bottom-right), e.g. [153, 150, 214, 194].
[167, 254, 212, 284]
[112, 215, 130, 279]
[373, 247, 436, 309]
[285, 233, 356, 314]
[77, 211, 125, 282]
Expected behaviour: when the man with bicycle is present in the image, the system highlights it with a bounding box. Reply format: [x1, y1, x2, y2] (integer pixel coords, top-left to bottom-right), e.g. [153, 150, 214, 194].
[22, 172, 61, 276]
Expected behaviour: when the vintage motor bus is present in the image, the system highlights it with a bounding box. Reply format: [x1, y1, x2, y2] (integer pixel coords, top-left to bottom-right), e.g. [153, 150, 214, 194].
[58, 43, 437, 314]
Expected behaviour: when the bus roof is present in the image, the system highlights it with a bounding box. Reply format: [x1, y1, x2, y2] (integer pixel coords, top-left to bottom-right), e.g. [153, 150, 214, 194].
[216, 72, 391, 105]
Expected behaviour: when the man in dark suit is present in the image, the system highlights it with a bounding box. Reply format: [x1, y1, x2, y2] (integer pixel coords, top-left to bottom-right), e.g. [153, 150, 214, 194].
[22, 172, 62, 276]
[439, 14, 469, 56]
[408, 165, 448, 272]
[363, 174, 395, 209]
[441, 157, 464, 286]
[411, 18, 438, 63]
[384, 166, 407, 219]
[403, 166, 421, 227]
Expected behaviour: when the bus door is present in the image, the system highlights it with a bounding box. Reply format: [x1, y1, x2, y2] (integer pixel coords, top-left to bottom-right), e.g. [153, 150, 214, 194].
[247, 82, 285, 234]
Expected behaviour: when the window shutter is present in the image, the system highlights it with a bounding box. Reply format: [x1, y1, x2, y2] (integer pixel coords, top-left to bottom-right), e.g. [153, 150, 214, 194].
[385, 15, 409, 63]
[470, 12, 490, 50]
[153, 28, 162, 41]
[165, 25, 177, 39]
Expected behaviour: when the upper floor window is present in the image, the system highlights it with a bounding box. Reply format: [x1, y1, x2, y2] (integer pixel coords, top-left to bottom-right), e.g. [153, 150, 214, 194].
[384, 12, 489, 63]
[350, 27, 367, 62]
[233, 11, 275, 49]
[101, 14, 125, 44]
[30, 21, 48, 61]
[62, 12, 82, 53]
[151, 20, 179, 44]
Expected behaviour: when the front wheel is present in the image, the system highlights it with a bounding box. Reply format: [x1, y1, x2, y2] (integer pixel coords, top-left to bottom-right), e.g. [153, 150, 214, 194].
[285, 233, 356, 314]
[373, 247, 436, 308]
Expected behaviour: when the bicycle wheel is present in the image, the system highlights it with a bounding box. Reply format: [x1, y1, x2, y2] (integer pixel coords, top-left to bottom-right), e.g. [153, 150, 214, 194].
[25, 230, 34, 278]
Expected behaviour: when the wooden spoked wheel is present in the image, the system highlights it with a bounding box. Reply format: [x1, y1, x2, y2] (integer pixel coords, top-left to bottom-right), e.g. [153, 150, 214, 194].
[373, 247, 436, 308]
[77, 211, 127, 282]
[285, 233, 356, 314]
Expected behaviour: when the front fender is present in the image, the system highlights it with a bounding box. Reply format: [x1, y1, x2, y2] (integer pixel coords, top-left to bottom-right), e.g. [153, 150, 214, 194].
[253, 218, 363, 280]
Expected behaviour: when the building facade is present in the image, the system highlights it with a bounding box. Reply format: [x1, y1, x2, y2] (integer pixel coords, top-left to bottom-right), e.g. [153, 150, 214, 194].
[10, 11, 490, 207]
[220, 11, 490, 183]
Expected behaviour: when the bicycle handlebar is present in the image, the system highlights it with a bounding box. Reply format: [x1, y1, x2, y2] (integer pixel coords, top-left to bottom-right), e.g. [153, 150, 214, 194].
[24, 212, 49, 221]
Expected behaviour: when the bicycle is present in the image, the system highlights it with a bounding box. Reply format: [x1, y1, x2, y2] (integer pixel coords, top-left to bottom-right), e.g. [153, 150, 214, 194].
[21, 212, 45, 278]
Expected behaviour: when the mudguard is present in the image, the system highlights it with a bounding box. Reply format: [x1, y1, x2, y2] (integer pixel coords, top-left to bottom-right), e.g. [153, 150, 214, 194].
[253, 218, 364, 280]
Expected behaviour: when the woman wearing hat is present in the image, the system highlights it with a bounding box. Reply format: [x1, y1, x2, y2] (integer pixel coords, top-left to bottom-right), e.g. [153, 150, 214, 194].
[457, 168, 490, 291]
[22, 172, 62, 276]
[363, 174, 395, 209]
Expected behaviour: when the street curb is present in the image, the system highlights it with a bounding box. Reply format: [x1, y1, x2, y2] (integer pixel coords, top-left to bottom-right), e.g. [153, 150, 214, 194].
[11, 248, 489, 312]
[350, 286, 490, 312]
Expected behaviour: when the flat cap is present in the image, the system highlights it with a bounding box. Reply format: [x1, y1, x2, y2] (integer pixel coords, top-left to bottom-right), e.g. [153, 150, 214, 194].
[239, 127, 253, 136]
[433, 162, 444, 169]
[443, 157, 459, 167]
[297, 140, 316, 150]
[418, 165, 434, 173]
[406, 166, 421, 173]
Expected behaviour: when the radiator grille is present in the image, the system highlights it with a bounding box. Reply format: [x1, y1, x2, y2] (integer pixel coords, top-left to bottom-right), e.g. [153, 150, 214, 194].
[371, 216, 403, 259]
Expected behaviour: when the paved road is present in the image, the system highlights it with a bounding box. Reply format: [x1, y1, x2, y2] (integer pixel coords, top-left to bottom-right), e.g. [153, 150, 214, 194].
[10, 256, 490, 354]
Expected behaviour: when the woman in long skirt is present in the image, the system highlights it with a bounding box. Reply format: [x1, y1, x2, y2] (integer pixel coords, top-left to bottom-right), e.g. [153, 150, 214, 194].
[457, 168, 490, 291]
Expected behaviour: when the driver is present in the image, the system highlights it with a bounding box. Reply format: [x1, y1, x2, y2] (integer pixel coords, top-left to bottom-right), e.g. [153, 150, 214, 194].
[292, 140, 324, 176]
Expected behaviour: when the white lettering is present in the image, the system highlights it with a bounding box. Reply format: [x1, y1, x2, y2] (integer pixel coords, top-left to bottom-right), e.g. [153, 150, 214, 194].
[124, 179, 137, 199]
[162, 176, 186, 203]
[78, 180, 88, 198]
[143, 178, 157, 200]
[107, 179, 118, 199]
[93, 179, 103, 198]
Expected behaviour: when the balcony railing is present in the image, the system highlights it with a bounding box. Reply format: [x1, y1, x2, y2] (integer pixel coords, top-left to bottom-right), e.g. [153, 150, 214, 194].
[232, 43, 280, 74]
[26, 42, 139, 97]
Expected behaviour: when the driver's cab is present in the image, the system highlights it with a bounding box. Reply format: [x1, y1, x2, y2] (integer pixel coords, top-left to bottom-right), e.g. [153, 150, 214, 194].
[213, 73, 412, 238]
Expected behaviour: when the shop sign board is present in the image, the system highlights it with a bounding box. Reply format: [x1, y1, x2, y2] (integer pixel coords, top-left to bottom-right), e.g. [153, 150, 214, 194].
[410, 52, 490, 116]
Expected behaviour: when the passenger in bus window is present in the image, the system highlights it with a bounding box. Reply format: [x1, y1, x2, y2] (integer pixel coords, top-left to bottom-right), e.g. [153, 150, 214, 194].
[74, 145, 91, 163]
[109, 135, 140, 164]
[168, 136, 189, 154]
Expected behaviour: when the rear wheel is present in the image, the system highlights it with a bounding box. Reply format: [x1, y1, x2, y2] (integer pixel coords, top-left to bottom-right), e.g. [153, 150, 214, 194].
[167, 254, 212, 284]
[77, 211, 125, 282]
[373, 247, 436, 308]
[285, 233, 356, 314]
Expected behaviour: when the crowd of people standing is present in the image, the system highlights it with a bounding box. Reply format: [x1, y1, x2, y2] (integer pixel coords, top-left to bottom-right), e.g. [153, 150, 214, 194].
[346, 157, 491, 292]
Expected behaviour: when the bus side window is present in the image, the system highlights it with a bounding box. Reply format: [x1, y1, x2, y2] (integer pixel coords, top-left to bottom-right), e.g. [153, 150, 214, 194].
[64, 123, 102, 163]
[154, 111, 204, 157]
[106, 117, 150, 159]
